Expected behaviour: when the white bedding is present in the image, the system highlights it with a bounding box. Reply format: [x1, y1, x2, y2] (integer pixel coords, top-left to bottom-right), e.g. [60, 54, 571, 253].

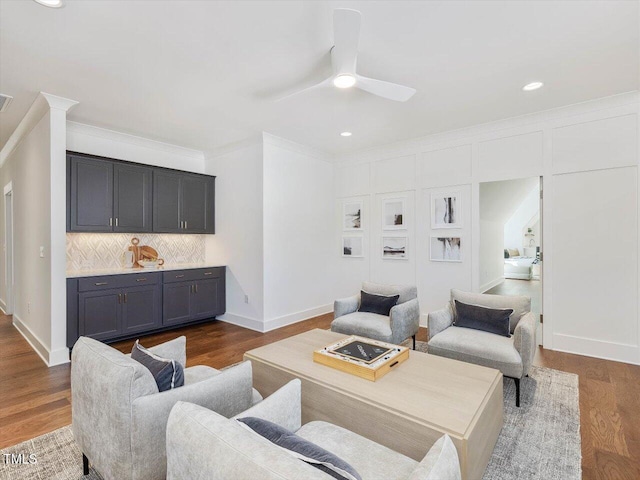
[504, 256, 536, 279]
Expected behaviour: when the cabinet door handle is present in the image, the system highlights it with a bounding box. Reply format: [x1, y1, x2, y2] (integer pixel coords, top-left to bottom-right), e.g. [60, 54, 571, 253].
[109, 218, 113, 226]
[115, 217, 119, 227]
[185, 221, 188, 229]
[136, 278, 147, 282]
[195, 283, 198, 293]
[203, 272, 212, 276]
[175, 274, 185, 278]
[95, 282, 108, 286]
[118, 293, 122, 304]
[124, 293, 127, 303]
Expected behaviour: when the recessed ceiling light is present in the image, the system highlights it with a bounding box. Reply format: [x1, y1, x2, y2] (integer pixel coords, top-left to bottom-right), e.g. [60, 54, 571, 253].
[333, 74, 356, 89]
[33, 0, 64, 8]
[340, 132, 352, 137]
[522, 81, 544, 91]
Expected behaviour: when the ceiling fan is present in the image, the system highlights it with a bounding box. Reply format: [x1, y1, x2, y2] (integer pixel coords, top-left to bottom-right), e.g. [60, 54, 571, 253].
[279, 8, 416, 102]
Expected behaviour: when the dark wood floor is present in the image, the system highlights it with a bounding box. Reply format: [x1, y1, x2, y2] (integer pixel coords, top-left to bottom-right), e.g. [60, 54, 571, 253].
[1, 313, 639, 479]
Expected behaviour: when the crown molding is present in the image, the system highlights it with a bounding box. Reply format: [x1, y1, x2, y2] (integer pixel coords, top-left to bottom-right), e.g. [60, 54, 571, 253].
[0, 92, 78, 167]
[263, 132, 334, 163]
[67, 121, 205, 160]
[335, 91, 640, 165]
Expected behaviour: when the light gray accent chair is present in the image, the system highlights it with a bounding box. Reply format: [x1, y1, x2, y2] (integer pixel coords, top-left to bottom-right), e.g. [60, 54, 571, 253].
[427, 289, 537, 407]
[166, 379, 462, 480]
[332, 281, 420, 348]
[71, 335, 263, 480]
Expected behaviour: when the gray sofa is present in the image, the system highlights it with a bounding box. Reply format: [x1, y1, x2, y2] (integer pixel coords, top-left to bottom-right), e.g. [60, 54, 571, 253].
[71, 336, 262, 480]
[166, 379, 462, 480]
[332, 281, 420, 348]
[427, 289, 536, 406]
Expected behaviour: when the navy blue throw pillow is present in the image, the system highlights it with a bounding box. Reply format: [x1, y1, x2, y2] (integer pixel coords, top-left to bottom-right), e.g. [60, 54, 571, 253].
[237, 417, 362, 480]
[454, 300, 513, 338]
[131, 340, 184, 392]
[358, 290, 399, 316]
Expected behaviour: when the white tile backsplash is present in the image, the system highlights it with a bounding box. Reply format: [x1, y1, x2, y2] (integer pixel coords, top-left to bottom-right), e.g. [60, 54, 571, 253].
[66, 233, 205, 270]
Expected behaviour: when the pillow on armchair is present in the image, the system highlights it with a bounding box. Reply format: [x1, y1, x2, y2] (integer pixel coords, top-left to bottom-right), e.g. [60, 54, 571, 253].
[358, 291, 399, 316]
[453, 300, 512, 338]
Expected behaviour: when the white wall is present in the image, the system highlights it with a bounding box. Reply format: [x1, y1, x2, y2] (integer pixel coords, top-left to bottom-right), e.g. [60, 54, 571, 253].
[0, 93, 76, 366]
[333, 91, 640, 365]
[479, 219, 504, 292]
[66, 122, 205, 173]
[504, 185, 540, 251]
[205, 134, 335, 332]
[204, 142, 265, 331]
[262, 134, 335, 330]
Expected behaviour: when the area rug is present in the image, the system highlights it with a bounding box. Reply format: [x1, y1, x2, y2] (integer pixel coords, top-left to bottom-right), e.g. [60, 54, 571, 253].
[0, 364, 580, 480]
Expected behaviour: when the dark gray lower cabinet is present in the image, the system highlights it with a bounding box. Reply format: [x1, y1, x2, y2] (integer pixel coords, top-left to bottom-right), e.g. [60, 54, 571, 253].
[78, 288, 121, 341]
[67, 267, 225, 347]
[192, 278, 224, 318]
[163, 281, 193, 326]
[122, 284, 162, 334]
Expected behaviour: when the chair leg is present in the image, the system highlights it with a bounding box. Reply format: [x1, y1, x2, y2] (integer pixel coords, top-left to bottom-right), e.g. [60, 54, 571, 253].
[82, 454, 89, 475]
[514, 378, 521, 407]
[412, 335, 416, 350]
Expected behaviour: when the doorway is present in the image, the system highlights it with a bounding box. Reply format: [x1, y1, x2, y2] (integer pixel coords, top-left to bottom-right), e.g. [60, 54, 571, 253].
[4, 183, 13, 315]
[479, 176, 543, 343]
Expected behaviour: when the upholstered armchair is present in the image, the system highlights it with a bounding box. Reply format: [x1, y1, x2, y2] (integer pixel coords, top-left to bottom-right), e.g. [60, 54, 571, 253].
[71, 336, 262, 480]
[166, 379, 462, 480]
[427, 289, 537, 406]
[331, 281, 420, 348]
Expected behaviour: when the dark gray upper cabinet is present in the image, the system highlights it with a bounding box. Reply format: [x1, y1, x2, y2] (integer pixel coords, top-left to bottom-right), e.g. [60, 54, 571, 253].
[69, 155, 114, 232]
[154, 170, 215, 234]
[68, 152, 215, 234]
[153, 170, 182, 233]
[114, 163, 153, 232]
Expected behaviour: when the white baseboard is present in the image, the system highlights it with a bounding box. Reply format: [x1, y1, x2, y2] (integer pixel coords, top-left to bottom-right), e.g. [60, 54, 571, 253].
[480, 277, 504, 293]
[13, 315, 69, 366]
[218, 313, 264, 332]
[420, 313, 429, 328]
[263, 304, 333, 333]
[0, 299, 6, 315]
[552, 333, 639, 365]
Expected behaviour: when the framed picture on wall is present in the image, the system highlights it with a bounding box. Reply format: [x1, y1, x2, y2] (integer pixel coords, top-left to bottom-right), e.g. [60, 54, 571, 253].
[431, 192, 462, 229]
[382, 236, 408, 260]
[430, 236, 462, 262]
[343, 201, 363, 231]
[382, 198, 406, 230]
[342, 235, 364, 258]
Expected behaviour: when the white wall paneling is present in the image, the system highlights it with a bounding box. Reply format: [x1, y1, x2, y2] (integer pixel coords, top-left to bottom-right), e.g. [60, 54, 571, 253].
[372, 155, 417, 193]
[418, 185, 473, 321]
[552, 167, 638, 363]
[334, 162, 370, 198]
[477, 131, 544, 182]
[335, 196, 370, 299]
[333, 92, 639, 363]
[418, 145, 472, 188]
[552, 113, 638, 175]
[371, 191, 416, 287]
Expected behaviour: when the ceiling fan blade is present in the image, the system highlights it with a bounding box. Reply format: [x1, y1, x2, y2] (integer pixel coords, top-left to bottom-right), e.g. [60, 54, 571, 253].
[355, 75, 416, 102]
[332, 9, 361, 75]
[275, 77, 333, 102]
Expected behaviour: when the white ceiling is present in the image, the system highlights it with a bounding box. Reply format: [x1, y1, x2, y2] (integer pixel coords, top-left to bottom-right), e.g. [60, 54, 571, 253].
[0, 0, 638, 157]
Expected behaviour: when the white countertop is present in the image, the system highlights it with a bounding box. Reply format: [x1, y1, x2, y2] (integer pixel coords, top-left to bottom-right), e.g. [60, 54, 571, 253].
[66, 263, 225, 278]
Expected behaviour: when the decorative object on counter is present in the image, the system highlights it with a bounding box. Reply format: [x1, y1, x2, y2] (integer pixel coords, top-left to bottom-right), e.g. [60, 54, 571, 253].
[66, 233, 205, 271]
[128, 237, 165, 268]
[122, 250, 135, 268]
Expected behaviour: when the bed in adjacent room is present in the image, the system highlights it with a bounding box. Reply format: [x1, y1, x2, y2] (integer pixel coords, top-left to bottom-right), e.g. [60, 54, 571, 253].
[504, 249, 537, 280]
